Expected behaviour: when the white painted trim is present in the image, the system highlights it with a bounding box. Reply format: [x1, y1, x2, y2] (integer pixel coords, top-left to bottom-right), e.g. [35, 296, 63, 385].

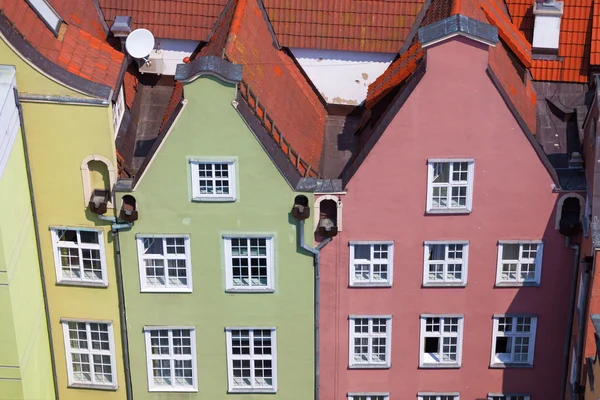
[137, 236, 193, 293]
[50, 228, 108, 287]
[419, 315, 464, 368]
[225, 327, 278, 393]
[495, 241, 543, 286]
[348, 242, 394, 287]
[418, 393, 460, 400]
[224, 236, 274, 292]
[112, 85, 125, 138]
[80, 154, 117, 208]
[133, 100, 189, 190]
[554, 193, 585, 229]
[314, 195, 343, 232]
[143, 326, 198, 392]
[422, 242, 469, 287]
[348, 316, 392, 368]
[490, 315, 537, 367]
[347, 394, 390, 400]
[426, 159, 474, 214]
[420, 31, 498, 48]
[189, 159, 237, 202]
[61, 320, 118, 390]
[487, 395, 530, 400]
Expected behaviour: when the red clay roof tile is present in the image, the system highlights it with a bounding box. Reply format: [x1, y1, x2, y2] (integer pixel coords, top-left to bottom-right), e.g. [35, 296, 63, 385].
[0, 0, 124, 90]
[591, 0, 600, 64]
[262, 0, 426, 53]
[98, 0, 228, 41]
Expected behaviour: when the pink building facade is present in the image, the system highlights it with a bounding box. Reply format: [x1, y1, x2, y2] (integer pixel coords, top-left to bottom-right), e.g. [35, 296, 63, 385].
[317, 15, 582, 400]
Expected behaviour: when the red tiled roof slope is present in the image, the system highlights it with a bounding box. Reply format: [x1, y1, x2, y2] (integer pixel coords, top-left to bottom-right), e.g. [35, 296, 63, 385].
[200, 0, 327, 175]
[262, 0, 426, 53]
[98, 0, 229, 41]
[504, 0, 592, 82]
[49, 0, 106, 39]
[591, 0, 600, 64]
[0, 0, 124, 89]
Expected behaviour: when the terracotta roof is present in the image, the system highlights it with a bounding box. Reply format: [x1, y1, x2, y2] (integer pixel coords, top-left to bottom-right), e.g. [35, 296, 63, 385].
[504, 0, 592, 82]
[591, 0, 600, 65]
[98, 0, 229, 41]
[0, 0, 124, 90]
[262, 0, 426, 53]
[199, 0, 327, 176]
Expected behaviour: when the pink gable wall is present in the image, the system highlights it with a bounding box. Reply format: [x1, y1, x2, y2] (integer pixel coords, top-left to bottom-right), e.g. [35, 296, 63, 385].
[319, 36, 574, 399]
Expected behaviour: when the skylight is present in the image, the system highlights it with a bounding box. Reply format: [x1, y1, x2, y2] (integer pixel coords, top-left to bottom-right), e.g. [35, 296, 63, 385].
[25, 0, 62, 34]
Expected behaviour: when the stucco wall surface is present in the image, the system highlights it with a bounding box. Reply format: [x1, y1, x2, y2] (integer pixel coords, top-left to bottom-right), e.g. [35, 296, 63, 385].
[117, 76, 315, 399]
[319, 37, 573, 399]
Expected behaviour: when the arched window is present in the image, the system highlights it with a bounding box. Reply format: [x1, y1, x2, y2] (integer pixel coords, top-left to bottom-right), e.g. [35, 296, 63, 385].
[81, 155, 117, 209]
[314, 195, 342, 236]
[556, 193, 585, 236]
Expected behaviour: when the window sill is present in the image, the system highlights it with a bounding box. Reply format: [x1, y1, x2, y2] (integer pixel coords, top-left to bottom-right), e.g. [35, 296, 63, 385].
[57, 280, 108, 288]
[494, 281, 540, 288]
[489, 362, 533, 368]
[349, 363, 391, 369]
[349, 282, 393, 288]
[425, 208, 471, 215]
[68, 383, 118, 391]
[228, 388, 277, 394]
[422, 282, 466, 288]
[225, 288, 275, 293]
[140, 288, 193, 293]
[419, 363, 461, 369]
[191, 196, 236, 203]
[148, 387, 198, 392]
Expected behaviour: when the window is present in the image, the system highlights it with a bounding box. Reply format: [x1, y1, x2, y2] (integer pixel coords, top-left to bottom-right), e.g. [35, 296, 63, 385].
[348, 394, 389, 400]
[418, 394, 459, 400]
[112, 86, 125, 136]
[61, 320, 116, 389]
[190, 160, 236, 201]
[349, 242, 394, 286]
[0, 67, 19, 179]
[51, 228, 107, 286]
[25, 0, 62, 33]
[488, 395, 530, 400]
[225, 328, 277, 393]
[426, 159, 474, 213]
[143, 327, 197, 392]
[496, 242, 543, 286]
[423, 242, 468, 286]
[349, 316, 392, 368]
[224, 237, 274, 292]
[137, 236, 192, 292]
[420, 315, 464, 367]
[491, 315, 537, 366]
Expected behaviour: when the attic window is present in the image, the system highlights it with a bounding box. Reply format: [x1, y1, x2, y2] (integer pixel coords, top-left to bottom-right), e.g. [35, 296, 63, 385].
[532, 0, 564, 54]
[25, 0, 63, 35]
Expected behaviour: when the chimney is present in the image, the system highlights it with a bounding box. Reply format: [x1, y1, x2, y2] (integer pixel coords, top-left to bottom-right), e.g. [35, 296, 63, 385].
[532, 0, 564, 54]
[110, 16, 133, 38]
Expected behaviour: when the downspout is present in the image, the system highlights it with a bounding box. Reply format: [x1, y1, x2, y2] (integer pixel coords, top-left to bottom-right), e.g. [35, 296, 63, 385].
[298, 220, 332, 400]
[561, 238, 580, 400]
[104, 194, 133, 400]
[14, 88, 60, 400]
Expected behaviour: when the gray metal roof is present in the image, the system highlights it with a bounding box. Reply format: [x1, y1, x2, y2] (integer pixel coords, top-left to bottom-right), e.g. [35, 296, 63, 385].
[418, 14, 498, 47]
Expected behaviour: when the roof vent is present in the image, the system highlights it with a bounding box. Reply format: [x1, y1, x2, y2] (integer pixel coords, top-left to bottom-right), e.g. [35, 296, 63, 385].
[568, 151, 584, 169]
[532, 0, 564, 54]
[110, 16, 132, 38]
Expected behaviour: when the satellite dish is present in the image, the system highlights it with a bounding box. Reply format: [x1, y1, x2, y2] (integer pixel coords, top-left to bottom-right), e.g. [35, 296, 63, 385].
[125, 29, 155, 59]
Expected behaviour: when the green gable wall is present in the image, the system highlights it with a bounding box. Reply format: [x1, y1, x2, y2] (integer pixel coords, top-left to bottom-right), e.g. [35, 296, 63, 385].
[118, 76, 315, 399]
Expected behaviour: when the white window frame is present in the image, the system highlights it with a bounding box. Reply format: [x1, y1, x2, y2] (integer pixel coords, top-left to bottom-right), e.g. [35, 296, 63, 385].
[136, 235, 192, 293]
[426, 159, 474, 213]
[224, 236, 274, 292]
[349, 241, 394, 287]
[487, 395, 530, 400]
[419, 315, 464, 368]
[490, 315, 537, 367]
[112, 86, 125, 137]
[495, 241, 543, 286]
[348, 315, 392, 368]
[143, 326, 197, 392]
[190, 159, 236, 201]
[50, 227, 108, 287]
[0, 67, 19, 180]
[348, 394, 390, 400]
[418, 393, 460, 400]
[225, 327, 278, 393]
[25, 0, 63, 34]
[61, 319, 117, 390]
[423, 241, 469, 287]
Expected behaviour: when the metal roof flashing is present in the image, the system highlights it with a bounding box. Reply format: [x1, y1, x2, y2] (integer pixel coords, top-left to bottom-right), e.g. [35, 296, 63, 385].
[175, 56, 242, 84]
[418, 14, 499, 48]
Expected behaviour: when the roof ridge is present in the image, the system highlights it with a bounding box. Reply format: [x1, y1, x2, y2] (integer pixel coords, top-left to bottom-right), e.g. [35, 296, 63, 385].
[224, 0, 247, 57]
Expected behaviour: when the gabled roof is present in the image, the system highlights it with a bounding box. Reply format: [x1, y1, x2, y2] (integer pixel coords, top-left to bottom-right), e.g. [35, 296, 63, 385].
[199, 0, 327, 178]
[0, 0, 124, 95]
[262, 0, 427, 53]
[98, 0, 229, 41]
[504, 0, 592, 83]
